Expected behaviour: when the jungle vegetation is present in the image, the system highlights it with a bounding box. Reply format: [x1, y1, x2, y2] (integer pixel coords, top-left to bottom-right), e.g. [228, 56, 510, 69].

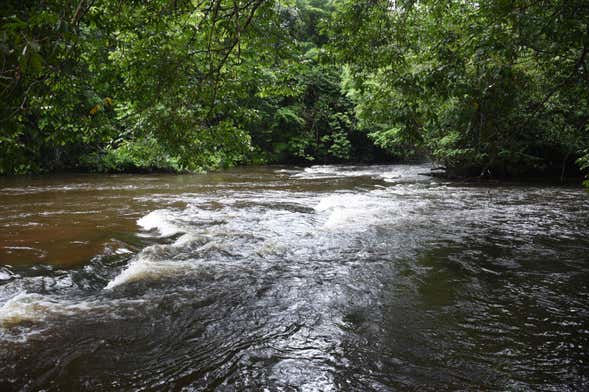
[1, 0, 588, 185]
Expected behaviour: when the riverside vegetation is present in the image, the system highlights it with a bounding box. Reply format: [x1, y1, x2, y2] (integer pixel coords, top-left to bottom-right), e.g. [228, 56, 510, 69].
[1, 0, 588, 185]
[2, 2, 589, 389]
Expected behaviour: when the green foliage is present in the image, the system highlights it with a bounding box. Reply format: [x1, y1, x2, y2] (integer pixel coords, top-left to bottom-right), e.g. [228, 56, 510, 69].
[578, 149, 589, 189]
[238, 1, 375, 164]
[81, 137, 181, 173]
[5, 0, 585, 181]
[331, 0, 589, 177]
[1, 0, 380, 175]
[0, 0, 128, 174]
[0, 0, 271, 174]
[248, 65, 360, 163]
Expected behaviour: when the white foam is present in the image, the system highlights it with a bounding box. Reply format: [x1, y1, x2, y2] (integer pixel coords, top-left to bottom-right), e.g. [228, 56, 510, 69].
[0, 292, 95, 326]
[4, 246, 37, 251]
[173, 233, 198, 247]
[293, 164, 434, 183]
[106, 259, 155, 289]
[294, 165, 392, 180]
[115, 248, 133, 255]
[109, 205, 232, 288]
[105, 253, 198, 289]
[0, 292, 149, 340]
[106, 217, 246, 289]
[137, 209, 183, 237]
[293, 166, 349, 179]
[314, 192, 398, 231]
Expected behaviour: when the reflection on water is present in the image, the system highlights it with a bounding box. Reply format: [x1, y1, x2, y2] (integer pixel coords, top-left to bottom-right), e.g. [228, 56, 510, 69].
[0, 164, 588, 390]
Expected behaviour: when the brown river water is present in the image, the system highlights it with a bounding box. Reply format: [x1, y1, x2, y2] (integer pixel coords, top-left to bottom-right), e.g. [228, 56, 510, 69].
[0, 164, 588, 390]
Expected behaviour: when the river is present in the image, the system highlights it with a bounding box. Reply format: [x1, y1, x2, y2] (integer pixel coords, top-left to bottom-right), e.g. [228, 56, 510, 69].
[0, 164, 588, 390]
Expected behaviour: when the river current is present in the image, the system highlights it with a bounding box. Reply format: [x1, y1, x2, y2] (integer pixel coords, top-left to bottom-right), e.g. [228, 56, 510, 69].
[0, 164, 588, 390]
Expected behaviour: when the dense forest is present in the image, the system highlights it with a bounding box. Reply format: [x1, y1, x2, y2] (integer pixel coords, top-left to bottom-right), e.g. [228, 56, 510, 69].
[1, 0, 588, 185]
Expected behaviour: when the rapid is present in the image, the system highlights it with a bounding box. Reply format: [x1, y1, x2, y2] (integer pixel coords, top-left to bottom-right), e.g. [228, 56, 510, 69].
[0, 164, 588, 390]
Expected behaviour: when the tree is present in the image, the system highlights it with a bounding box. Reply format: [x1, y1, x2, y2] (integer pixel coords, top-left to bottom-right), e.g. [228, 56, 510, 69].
[330, 0, 589, 178]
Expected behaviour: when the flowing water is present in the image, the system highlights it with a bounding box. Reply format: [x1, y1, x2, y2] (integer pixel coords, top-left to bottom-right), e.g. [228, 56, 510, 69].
[0, 164, 588, 391]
